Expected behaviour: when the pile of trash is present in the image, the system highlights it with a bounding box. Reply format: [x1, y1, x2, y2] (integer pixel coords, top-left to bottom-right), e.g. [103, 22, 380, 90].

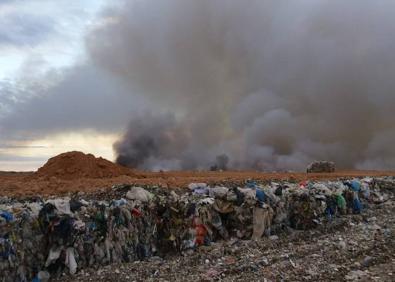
[34, 151, 139, 180]
[57, 197, 395, 282]
[306, 161, 335, 173]
[0, 176, 393, 281]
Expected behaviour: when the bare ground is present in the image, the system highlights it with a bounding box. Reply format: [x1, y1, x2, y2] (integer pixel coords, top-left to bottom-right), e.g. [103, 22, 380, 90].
[1, 170, 395, 197]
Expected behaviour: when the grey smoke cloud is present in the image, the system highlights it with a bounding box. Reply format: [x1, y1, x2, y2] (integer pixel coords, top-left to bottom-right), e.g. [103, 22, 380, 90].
[89, 0, 395, 170]
[114, 113, 189, 170]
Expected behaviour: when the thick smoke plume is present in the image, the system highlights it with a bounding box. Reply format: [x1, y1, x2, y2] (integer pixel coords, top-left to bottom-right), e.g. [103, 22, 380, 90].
[89, 0, 395, 171]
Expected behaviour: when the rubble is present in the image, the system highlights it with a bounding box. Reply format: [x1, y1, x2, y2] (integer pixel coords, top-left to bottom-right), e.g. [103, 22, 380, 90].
[0, 177, 394, 281]
[307, 161, 335, 173]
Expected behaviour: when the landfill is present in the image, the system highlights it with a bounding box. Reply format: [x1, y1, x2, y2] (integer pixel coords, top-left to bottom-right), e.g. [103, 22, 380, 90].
[0, 176, 394, 281]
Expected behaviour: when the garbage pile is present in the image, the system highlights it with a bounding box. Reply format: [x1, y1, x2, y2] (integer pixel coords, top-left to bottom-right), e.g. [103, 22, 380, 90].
[0, 177, 393, 281]
[306, 161, 335, 173]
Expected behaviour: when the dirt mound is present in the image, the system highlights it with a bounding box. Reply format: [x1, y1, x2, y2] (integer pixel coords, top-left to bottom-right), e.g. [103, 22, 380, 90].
[34, 151, 140, 180]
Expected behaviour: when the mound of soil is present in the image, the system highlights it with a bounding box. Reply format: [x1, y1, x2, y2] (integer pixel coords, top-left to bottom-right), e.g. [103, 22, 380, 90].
[34, 151, 139, 180]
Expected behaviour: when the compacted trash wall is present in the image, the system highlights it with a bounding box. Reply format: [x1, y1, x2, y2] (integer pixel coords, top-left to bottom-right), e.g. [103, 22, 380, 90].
[0, 177, 392, 282]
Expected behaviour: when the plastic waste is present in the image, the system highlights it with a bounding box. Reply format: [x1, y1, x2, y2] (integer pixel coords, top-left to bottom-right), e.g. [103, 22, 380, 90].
[46, 198, 72, 215]
[0, 210, 13, 222]
[0, 177, 390, 280]
[252, 205, 273, 240]
[126, 187, 153, 202]
[65, 247, 77, 274]
[351, 180, 361, 192]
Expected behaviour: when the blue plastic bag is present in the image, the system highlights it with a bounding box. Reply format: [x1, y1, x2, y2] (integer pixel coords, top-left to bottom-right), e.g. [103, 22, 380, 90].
[353, 198, 362, 214]
[351, 180, 361, 192]
[255, 189, 266, 203]
[0, 210, 14, 222]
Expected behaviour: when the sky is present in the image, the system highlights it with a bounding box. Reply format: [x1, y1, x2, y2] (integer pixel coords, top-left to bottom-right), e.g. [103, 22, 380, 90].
[0, 0, 115, 170]
[1, 0, 395, 172]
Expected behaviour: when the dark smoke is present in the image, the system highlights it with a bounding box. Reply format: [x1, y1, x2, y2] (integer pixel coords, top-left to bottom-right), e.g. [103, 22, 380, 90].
[113, 113, 191, 170]
[89, 0, 395, 171]
[115, 135, 157, 168]
[210, 154, 229, 171]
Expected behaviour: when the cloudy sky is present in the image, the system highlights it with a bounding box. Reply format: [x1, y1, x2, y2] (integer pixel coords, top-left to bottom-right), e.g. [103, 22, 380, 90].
[1, 0, 395, 172]
[0, 0, 121, 170]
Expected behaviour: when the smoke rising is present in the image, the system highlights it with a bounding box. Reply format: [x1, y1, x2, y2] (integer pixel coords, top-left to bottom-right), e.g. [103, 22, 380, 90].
[89, 0, 395, 171]
[211, 154, 230, 171]
[113, 113, 190, 170]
